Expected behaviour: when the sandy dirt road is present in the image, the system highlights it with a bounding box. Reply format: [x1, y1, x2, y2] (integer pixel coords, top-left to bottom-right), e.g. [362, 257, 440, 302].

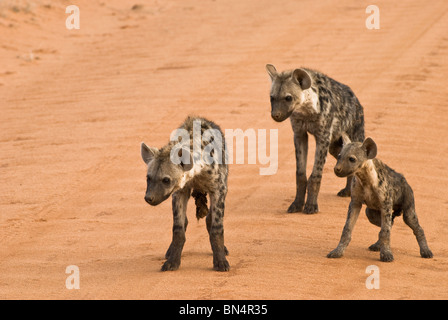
[1, 0, 447, 300]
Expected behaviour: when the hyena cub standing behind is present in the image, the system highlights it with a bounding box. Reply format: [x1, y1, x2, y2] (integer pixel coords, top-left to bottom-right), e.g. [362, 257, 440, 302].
[141, 116, 229, 271]
[266, 64, 365, 214]
[328, 135, 433, 261]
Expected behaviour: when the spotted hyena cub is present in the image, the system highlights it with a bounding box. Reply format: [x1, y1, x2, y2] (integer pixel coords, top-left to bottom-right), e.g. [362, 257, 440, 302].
[266, 64, 365, 214]
[141, 116, 229, 271]
[328, 135, 433, 261]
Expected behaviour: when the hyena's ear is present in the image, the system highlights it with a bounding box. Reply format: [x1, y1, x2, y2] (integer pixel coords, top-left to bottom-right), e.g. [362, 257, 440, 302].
[178, 148, 194, 172]
[362, 138, 377, 160]
[330, 133, 350, 156]
[266, 64, 278, 80]
[141, 142, 158, 164]
[341, 133, 351, 146]
[292, 68, 312, 90]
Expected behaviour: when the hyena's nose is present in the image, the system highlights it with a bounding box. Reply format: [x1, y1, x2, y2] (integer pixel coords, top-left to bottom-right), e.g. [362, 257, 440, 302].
[334, 166, 342, 175]
[145, 195, 154, 204]
[272, 111, 282, 121]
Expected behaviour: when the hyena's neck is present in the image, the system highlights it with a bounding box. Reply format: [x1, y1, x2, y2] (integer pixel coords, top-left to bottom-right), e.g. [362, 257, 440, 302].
[292, 88, 320, 115]
[178, 159, 205, 189]
[303, 88, 320, 113]
[354, 160, 379, 188]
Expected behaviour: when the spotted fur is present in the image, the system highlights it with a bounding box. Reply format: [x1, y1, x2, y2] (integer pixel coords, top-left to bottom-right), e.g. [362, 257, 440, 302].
[141, 116, 229, 271]
[328, 137, 433, 261]
[266, 64, 365, 214]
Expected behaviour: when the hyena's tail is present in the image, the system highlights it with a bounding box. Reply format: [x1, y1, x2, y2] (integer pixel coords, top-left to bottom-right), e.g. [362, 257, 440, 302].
[192, 190, 208, 220]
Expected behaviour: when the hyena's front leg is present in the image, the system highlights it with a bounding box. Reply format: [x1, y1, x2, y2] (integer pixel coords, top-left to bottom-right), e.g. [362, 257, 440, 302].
[288, 129, 308, 213]
[303, 137, 329, 214]
[208, 188, 229, 272]
[162, 187, 190, 271]
[327, 201, 362, 258]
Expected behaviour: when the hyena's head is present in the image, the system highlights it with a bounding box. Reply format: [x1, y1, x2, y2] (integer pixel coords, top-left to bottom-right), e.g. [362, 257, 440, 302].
[141, 142, 193, 206]
[266, 64, 314, 122]
[334, 135, 377, 177]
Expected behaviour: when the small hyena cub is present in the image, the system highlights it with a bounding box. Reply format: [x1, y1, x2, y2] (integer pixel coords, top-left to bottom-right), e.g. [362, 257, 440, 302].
[328, 135, 433, 262]
[141, 116, 229, 271]
[266, 64, 365, 214]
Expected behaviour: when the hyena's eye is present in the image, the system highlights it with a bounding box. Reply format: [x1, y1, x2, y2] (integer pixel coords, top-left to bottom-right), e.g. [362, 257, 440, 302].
[337, 154, 341, 160]
[270, 96, 275, 102]
[349, 156, 356, 163]
[162, 177, 171, 185]
[285, 95, 293, 102]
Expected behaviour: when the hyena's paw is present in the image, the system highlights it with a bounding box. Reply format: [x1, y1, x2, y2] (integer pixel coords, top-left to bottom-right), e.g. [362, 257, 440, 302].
[287, 200, 304, 213]
[210, 246, 229, 256]
[303, 202, 319, 214]
[368, 241, 381, 252]
[327, 248, 344, 259]
[161, 259, 181, 271]
[213, 258, 230, 272]
[380, 250, 394, 262]
[420, 248, 433, 259]
[337, 188, 351, 197]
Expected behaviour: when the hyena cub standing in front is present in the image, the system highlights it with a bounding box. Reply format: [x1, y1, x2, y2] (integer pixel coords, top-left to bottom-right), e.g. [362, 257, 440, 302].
[328, 135, 433, 261]
[266, 64, 365, 214]
[141, 116, 229, 271]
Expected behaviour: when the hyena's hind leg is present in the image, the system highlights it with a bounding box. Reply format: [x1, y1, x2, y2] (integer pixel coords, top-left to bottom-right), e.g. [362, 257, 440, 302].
[193, 189, 229, 256]
[206, 209, 229, 256]
[402, 204, 433, 258]
[365, 208, 382, 251]
[366, 208, 403, 252]
[208, 186, 230, 271]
